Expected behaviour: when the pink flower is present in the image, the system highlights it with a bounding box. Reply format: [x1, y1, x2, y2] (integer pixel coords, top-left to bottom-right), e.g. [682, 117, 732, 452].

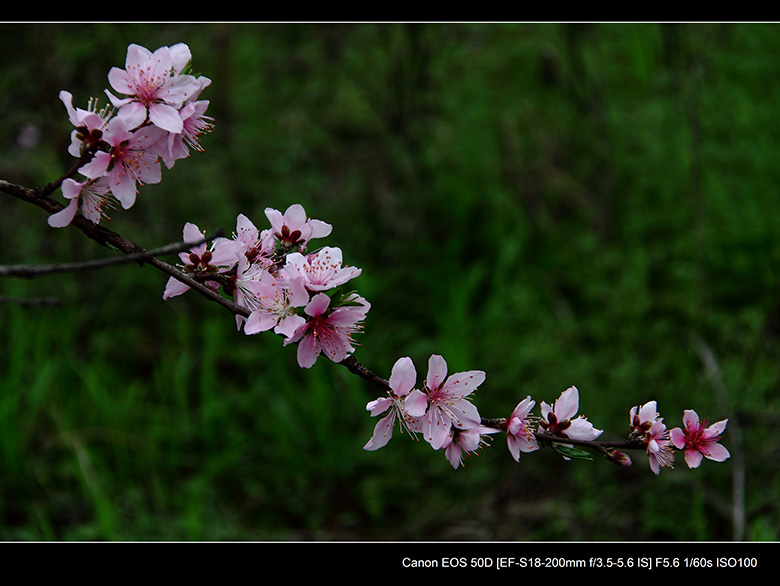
[79, 117, 165, 209]
[406, 354, 484, 450]
[506, 396, 539, 461]
[630, 401, 675, 475]
[265, 204, 332, 252]
[284, 247, 361, 292]
[539, 386, 602, 441]
[157, 99, 214, 169]
[442, 425, 500, 469]
[363, 356, 425, 451]
[241, 268, 308, 337]
[48, 177, 114, 228]
[670, 410, 730, 469]
[232, 213, 275, 264]
[60, 90, 114, 157]
[630, 400, 659, 434]
[285, 292, 370, 368]
[163, 222, 242, 300]
[106, 43, 209, 134]
[645, 418, 675, 475]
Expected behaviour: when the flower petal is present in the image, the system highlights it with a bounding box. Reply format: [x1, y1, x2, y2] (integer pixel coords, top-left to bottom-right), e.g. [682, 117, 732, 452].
[47, 197, 79, 228]
[554, 386, 580, 421]
[149, 103, 184, 133]
[426, 354, 448, 391]
[702, 443, 730, 462]
[363, 412, 396, 451]
[403, 390, 429, 418]
[389, 357, 417, 397]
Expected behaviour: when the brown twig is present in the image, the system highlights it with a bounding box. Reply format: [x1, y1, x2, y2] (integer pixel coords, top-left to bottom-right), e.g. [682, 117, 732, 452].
[0, 230, 225, 278]
[0, 177, 247, 318]
[0, 295, 62, 308]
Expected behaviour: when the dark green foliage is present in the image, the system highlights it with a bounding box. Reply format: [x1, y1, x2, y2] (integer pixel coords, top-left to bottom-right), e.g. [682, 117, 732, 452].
[0, 23, 777, 540]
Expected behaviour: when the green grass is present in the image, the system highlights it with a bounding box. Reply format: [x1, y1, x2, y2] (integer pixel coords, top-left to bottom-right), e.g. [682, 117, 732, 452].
[1, 22, 779, 541]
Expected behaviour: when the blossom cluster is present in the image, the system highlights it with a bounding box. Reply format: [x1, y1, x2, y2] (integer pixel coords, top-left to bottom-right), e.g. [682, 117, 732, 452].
[49, 43, 213, 228]
[365, 363, 731, 474]
[163, 204, 370, 369]
[38, 41, 733, 477]
[630, 401, 731, 474]
[363, 369, 599, 469]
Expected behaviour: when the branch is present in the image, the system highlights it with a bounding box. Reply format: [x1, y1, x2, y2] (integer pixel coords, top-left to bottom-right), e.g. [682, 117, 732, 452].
[0, 173, 660, 462]
[0, 230, 225, 278]
[0, 171, 724, 473]
[0, 295, 62, 308]
[1, 177, 247, 319]
[1, 177, 146, 255]
[338, 355, 391, 391]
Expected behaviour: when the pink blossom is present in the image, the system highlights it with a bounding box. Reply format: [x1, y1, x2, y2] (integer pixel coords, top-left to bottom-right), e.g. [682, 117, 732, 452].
[241, 267, 308, 337]
[106, 43, 209, 134]
[630, 401, 675, 474]
[285, 292, 370, 368]
[265, 204, 332, 252]
[157, 99, 214, 169]
[442, 425, 500, 469]
[408, 354, 484, 450]
[645, 418, 675, 475]
[506, 396, 539, 461]
[60, 91, 114, 157]
[284, 247, 361, 292]
[48, 177, 114, 228]
[363, 356, 426, 451]
[61, 90, 103, 129]
[539, 386, 602, 441]
[231, 241, 308, 333]
[233, 213, 275, 264]
[670, 410, 730, 469]
[79, 117, 165, 209]
[630, 400, 659, 434]
[163, 222, 242, 300]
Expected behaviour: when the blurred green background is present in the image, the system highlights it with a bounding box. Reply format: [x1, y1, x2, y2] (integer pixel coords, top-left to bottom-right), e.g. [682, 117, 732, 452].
[1, 22, 778, 541]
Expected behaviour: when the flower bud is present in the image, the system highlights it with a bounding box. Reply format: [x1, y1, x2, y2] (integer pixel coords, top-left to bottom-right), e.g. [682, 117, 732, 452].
[602, 448, 632, 467]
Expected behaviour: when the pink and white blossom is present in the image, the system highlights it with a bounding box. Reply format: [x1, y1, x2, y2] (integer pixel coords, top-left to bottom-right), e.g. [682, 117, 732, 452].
[157, 99, 214, 169]
[48, 177, 114, 228]
[630, 401, 675, 474]
[506, 396, 539, 461]
[285, 292, 370, 368]
[363, 356, 425, 451]
[284, 247, 361, 292]
[242, 267, 308, 337]
[645, 418, 675, 475]
[79, 117, 165, 209]
[232, 213, 276, 264]
[106, 43, 209, 134]
[60, 91, 114, 157]
[163, 222, 242, 300]
[408, 354, 484, 451]
[630, 400, 659, 435]
[442, 425, 500, 469]
[670, 410, 730, 469]
[539, 386, 602, 441]
[265, 204, 332, 252]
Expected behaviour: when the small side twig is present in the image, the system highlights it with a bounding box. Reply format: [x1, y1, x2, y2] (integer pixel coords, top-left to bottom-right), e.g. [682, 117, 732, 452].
[0, 230, 224, 279]
[0, 295, 62, 308]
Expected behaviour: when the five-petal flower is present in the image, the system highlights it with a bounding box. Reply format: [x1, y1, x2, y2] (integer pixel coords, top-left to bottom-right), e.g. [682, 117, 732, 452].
[670, 410, 730, 469]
